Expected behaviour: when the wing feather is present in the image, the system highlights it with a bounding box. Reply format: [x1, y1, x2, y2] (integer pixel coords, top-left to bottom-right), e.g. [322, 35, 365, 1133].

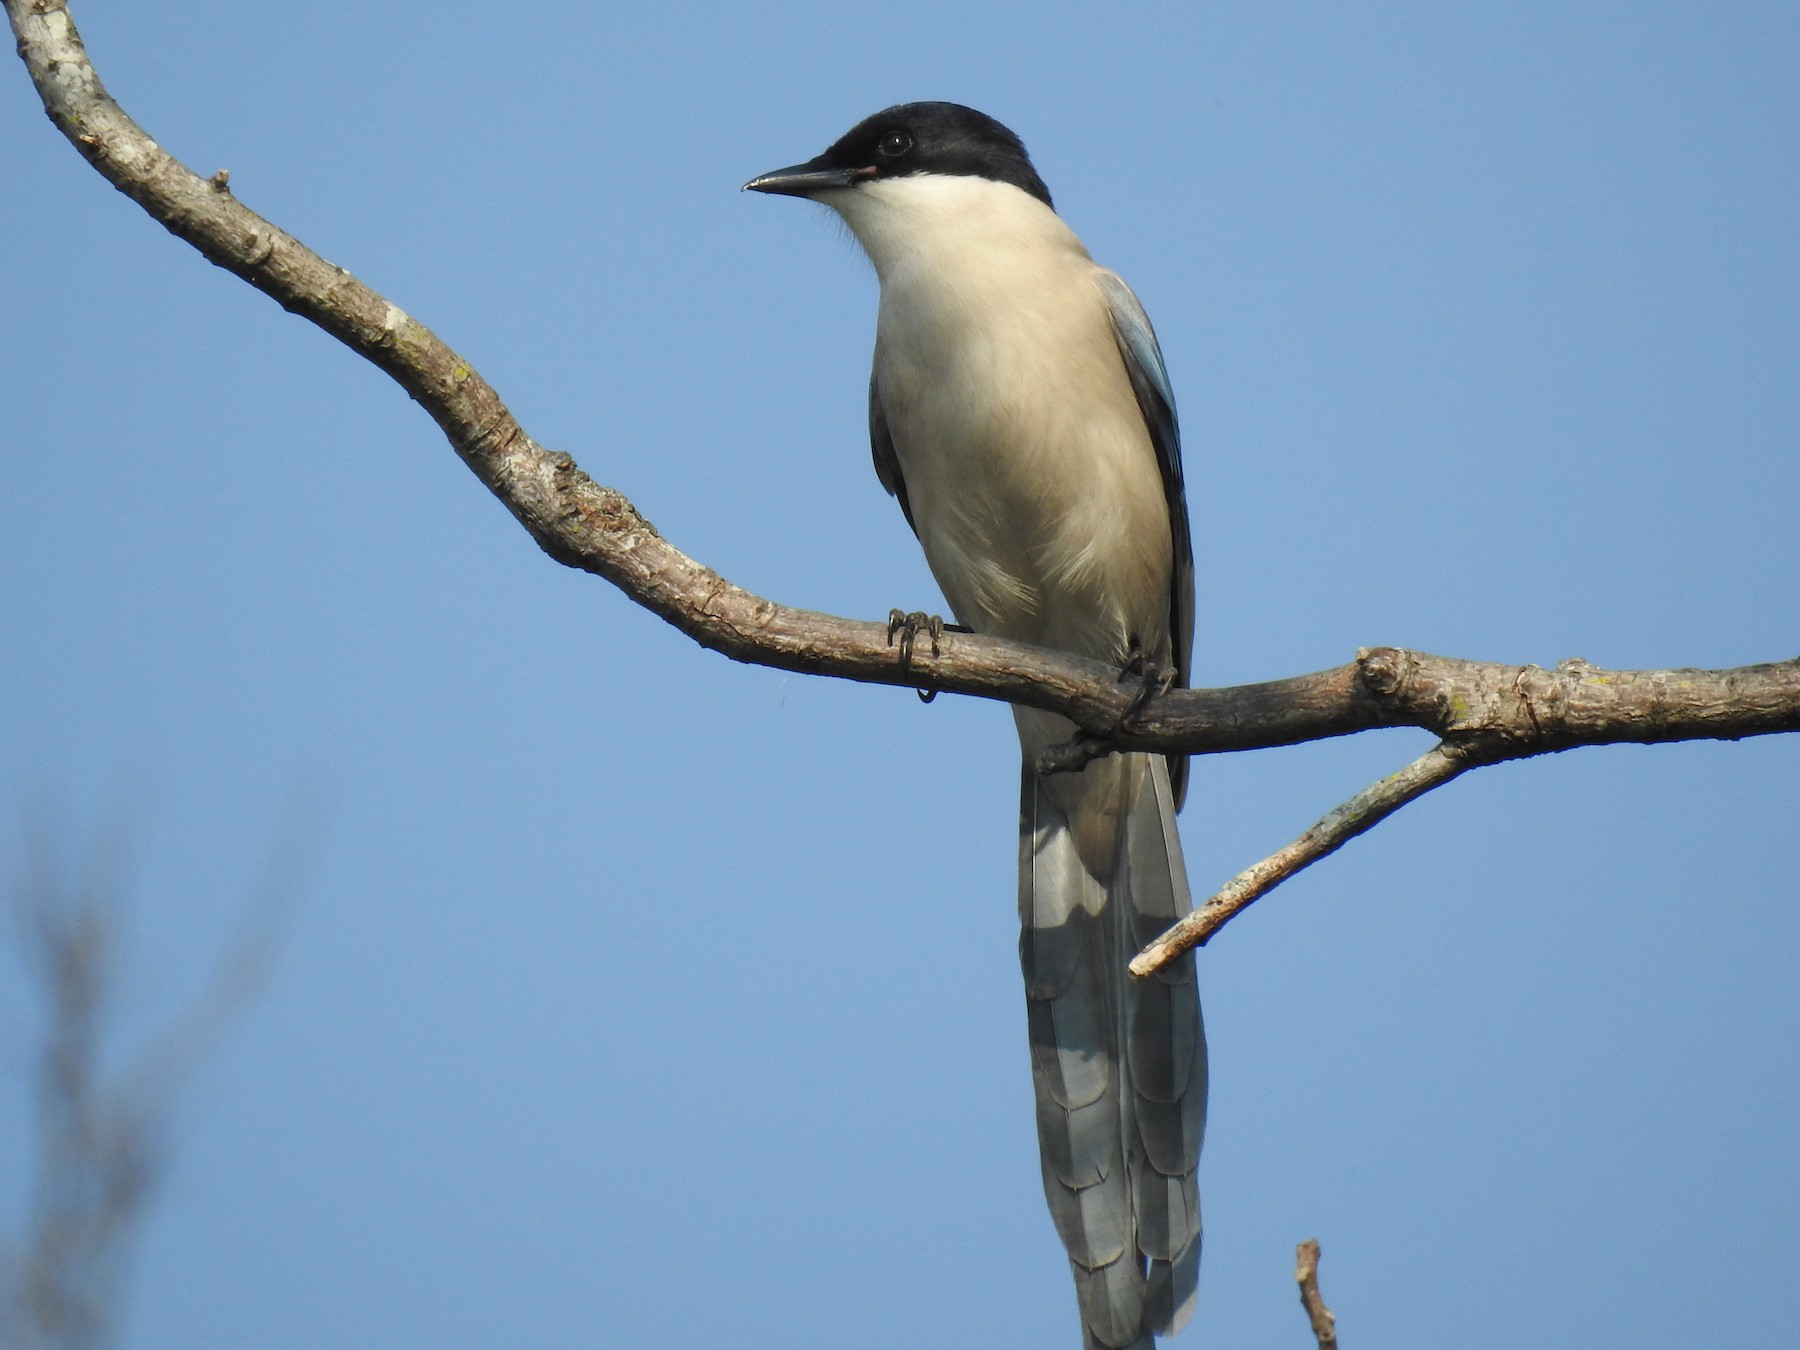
[1095, 270, 1194, 807]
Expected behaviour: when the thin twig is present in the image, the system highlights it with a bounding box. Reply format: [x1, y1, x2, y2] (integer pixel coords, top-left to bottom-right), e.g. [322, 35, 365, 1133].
[1131, 742, 1471, 976]
[1295, 1239, 1339, 1350]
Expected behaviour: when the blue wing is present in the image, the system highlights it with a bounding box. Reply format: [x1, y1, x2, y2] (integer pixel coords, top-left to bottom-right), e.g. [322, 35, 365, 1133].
[1095, 269, 1194, 805]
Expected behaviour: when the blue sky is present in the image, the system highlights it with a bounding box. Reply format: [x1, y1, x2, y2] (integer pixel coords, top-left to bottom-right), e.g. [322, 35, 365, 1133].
[4, 2, 1797, 1346]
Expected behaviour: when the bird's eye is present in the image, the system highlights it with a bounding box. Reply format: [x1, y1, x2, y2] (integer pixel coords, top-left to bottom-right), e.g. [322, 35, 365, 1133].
[878, 130, 913, 158]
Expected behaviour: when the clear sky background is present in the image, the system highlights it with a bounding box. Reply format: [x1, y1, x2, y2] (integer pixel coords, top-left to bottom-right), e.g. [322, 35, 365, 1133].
[4, 3, 1797, 1347]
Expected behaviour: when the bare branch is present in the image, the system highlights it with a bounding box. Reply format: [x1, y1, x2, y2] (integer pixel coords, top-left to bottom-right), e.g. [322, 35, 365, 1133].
[1125, 650, 1800, 970]
[1131, 742, 1471, 975]
[8, 9, 1794, 1338]
[2, 0, 1128, 729]
[10, 1, 1800, 992]
[8, 2, 1797, 767]
[1295, 1239, 1339, 1350]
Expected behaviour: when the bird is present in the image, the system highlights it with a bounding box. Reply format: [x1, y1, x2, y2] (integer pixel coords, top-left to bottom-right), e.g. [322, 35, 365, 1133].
[745, 102, 1206, 1349]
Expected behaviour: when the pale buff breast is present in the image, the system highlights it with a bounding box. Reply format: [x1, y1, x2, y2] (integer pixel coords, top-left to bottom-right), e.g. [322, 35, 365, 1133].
[846, 177, 1174, 665]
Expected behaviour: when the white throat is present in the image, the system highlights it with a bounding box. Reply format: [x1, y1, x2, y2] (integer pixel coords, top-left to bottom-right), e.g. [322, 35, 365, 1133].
[818, 173, 1088, 284]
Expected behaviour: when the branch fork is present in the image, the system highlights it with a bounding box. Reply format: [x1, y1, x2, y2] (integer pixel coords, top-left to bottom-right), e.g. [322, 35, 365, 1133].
[10, 0, 1798, 1002]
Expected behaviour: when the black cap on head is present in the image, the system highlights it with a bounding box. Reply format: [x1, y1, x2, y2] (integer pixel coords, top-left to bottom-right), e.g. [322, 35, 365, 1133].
[745, 102, 1053, 209]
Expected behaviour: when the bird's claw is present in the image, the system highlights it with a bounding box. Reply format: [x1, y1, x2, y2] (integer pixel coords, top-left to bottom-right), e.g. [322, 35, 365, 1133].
[1118, 641, 1175, 725]
[887, 609, 945, 662]
[887, 609, 946, 702]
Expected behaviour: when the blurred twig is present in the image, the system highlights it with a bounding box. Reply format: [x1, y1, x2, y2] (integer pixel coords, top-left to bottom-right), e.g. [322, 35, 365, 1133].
[3, 827, 148, 1350]
[1, 798, 322, 1350]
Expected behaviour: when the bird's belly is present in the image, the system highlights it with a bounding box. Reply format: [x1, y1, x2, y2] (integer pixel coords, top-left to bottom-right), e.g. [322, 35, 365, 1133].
[878, 328, 1172, 668]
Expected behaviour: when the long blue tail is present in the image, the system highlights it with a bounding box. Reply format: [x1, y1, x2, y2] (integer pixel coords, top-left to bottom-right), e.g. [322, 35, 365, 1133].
[1019, 751, 1206, 1348]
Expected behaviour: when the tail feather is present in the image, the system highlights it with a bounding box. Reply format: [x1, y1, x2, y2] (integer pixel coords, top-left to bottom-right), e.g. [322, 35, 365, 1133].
[1144, 1229, 1201, 1338]
[1021, 753, 1206, 1348]
[1071, 1259, 1151, 1350]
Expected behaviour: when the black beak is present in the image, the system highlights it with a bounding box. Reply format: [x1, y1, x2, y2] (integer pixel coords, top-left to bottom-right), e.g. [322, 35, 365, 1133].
[742, 156, 872, 197]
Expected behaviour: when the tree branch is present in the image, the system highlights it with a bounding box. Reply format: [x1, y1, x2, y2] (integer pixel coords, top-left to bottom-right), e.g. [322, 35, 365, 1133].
[11, 1, 1796, 759]
[10, 1, 1799, 970]
[4, 0, 1137, 728]
[1128, 650, 1800, 970]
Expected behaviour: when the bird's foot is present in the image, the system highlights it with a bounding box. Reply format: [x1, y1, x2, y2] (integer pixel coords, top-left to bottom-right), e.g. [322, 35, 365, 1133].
[886, 609, 971, 703]
[1037, 646, 1175, 778]
[1118, 640, 1176, 726]
[886, 609, 945, 664]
